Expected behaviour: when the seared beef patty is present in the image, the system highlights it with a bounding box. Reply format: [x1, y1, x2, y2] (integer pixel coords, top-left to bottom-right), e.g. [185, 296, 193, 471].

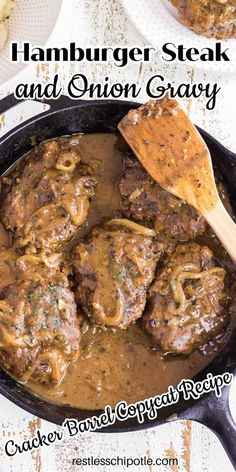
[72, 222, 164, 328]
[143, 242, 229, 355]
[0, 275, 80, 385]
[0, 246, 68, 296]
[0, 137, 97, 254]
[171, 0, 236, 39]
[119, 156, 206, 241]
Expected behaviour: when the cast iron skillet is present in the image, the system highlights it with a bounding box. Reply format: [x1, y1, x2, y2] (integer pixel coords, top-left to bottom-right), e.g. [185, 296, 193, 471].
[0, 95, 236, 467]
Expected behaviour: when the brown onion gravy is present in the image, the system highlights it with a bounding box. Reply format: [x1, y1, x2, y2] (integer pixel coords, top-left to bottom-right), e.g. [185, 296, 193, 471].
[23, 133, 235, 410]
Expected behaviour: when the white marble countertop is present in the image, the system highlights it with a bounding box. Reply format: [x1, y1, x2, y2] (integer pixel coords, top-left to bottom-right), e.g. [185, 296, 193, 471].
[0, 1, 236, 471]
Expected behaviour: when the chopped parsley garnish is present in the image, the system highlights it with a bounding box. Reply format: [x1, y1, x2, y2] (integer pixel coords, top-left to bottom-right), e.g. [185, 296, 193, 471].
[53, 318, 61, 328]
[40, 321, 47, 330]
[48, 283, 57, 292]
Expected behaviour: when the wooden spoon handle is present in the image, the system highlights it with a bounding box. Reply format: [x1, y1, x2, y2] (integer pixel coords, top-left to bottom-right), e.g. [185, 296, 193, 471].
[204, 200, 236, 264]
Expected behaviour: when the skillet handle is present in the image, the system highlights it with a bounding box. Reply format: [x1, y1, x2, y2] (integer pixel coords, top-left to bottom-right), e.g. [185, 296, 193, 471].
[179, 380, 236, 469]
[0, 94, 24, 114]
[0, 93, 89, 116]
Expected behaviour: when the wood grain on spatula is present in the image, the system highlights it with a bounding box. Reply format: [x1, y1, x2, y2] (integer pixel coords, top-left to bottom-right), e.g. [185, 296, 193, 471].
[118, 96, 236, 264]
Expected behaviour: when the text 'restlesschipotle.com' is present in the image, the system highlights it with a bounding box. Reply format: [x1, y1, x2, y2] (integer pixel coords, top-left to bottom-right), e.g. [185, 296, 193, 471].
[72, 455, 178, 468]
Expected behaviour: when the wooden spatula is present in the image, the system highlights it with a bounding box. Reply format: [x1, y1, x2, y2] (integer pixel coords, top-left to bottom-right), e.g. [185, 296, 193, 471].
[118, 96, 236, 264]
